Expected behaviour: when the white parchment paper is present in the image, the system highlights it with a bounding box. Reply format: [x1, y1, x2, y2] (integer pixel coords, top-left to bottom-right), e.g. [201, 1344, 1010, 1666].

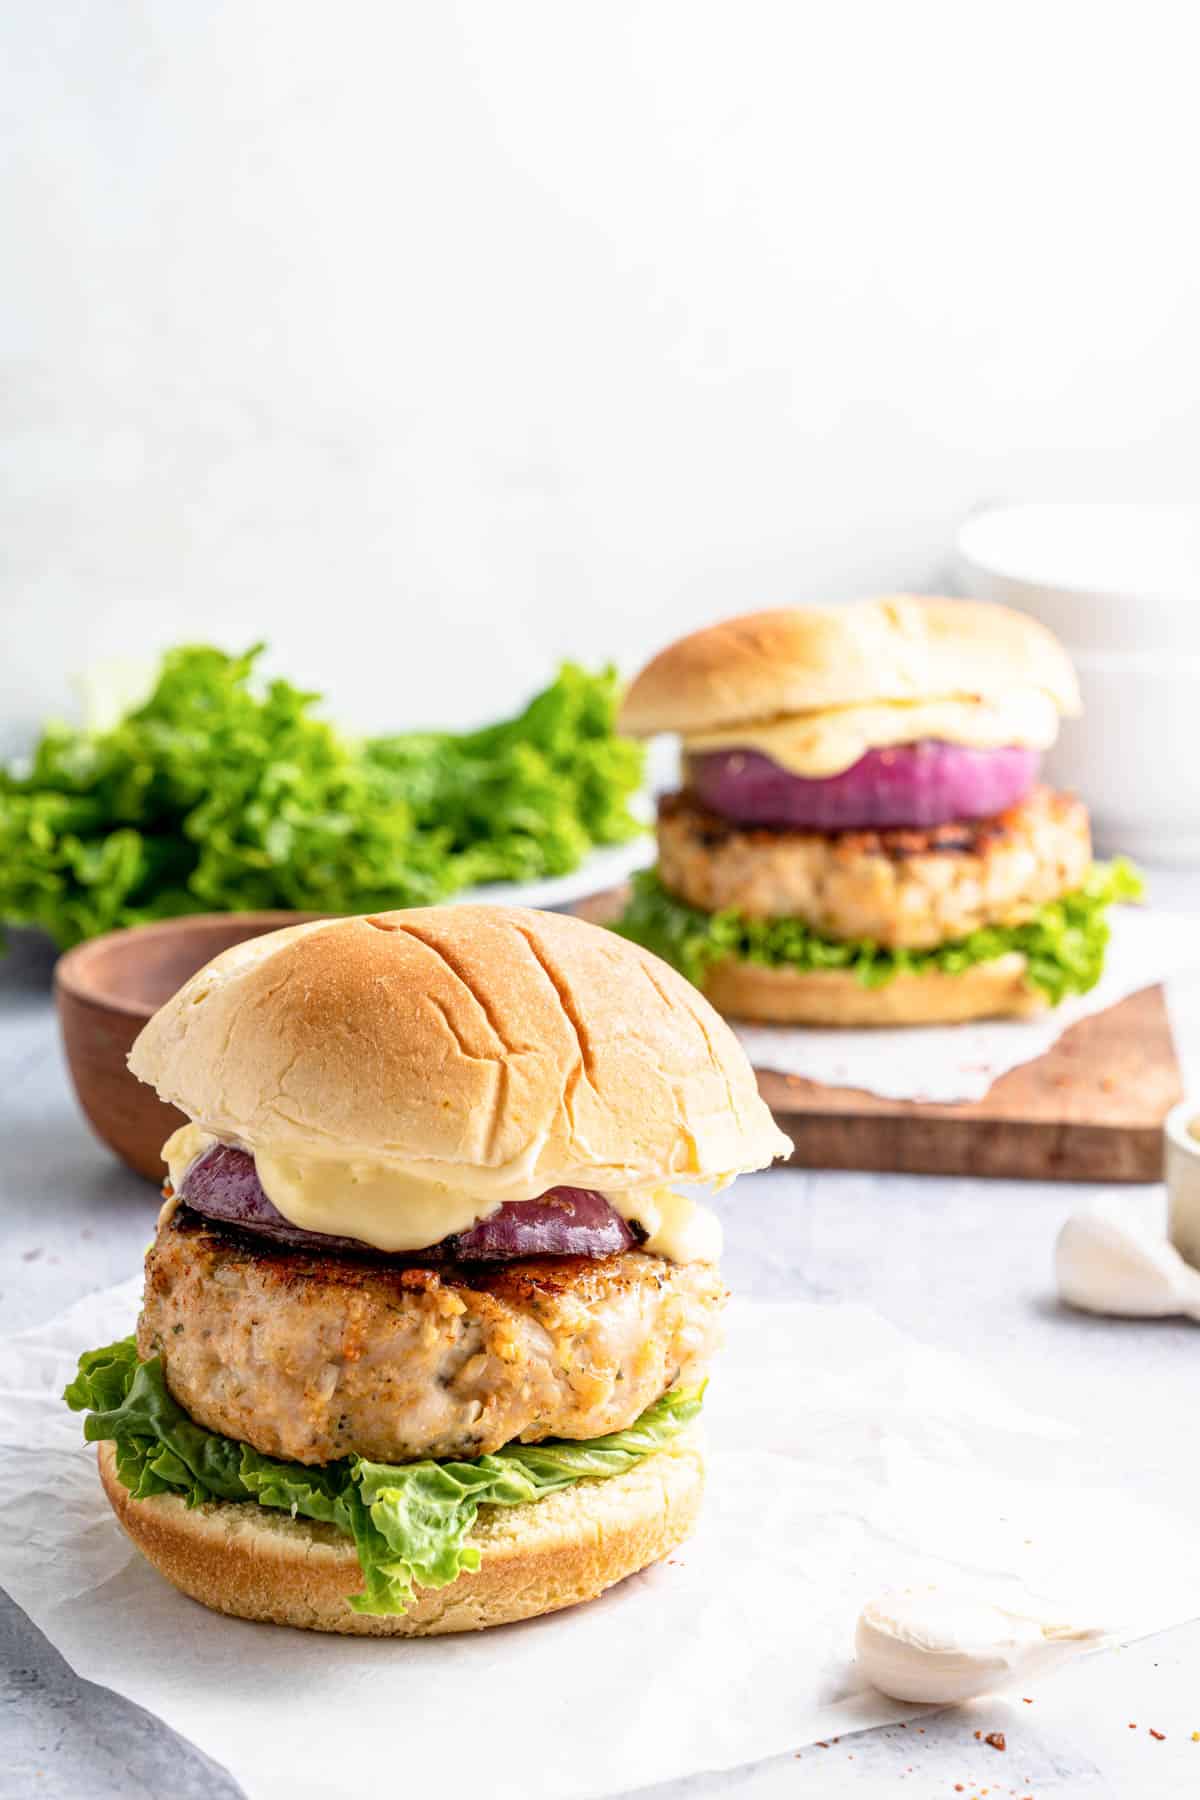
[2, 1280, 1198, 1800]
[734, 907, 1200, 1102]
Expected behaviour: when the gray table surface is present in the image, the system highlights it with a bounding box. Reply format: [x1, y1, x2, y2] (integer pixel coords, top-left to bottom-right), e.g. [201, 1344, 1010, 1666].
[3, 879, 1200, 1798]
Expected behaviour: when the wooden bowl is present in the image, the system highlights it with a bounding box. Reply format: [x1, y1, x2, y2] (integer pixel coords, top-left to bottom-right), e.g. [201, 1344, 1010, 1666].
[55, 912, 324, 1184]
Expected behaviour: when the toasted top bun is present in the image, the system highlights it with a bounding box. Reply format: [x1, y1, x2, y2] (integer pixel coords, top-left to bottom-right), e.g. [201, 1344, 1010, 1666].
[129, 906, 791, 1189]
[619, 596, 1081, 738]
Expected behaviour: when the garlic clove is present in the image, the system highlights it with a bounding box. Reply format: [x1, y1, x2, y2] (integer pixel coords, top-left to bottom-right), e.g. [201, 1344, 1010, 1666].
[1055, 1205, 1200, 1321]
[855, 1587, 1107, 1704]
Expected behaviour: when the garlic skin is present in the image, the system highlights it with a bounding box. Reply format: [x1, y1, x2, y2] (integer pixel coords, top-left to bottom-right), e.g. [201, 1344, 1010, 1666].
[855, 1588, 1106, 1704]
[1055, 1204, 1200, 1321]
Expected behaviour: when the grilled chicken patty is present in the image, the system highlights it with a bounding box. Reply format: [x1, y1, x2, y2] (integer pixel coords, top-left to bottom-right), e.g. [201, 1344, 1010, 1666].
[139, 1207, 725, 1466]
[656, 784, 1091, 948]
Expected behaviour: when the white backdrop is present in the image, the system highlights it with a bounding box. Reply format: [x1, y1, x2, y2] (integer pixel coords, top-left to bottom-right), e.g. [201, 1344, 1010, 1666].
[3, 2, 1199, 750]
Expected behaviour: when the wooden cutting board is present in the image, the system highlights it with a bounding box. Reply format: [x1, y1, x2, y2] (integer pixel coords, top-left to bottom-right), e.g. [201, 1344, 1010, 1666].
[574, 890, 1182, 1182]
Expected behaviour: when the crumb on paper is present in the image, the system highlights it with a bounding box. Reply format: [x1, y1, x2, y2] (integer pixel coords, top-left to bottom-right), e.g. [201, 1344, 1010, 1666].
[1150, 1729, 1166, 1741]
[984, 1731, 1006, 1751]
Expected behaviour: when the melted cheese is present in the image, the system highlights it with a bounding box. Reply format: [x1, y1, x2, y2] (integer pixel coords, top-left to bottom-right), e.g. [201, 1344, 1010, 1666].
[162, 1124, 722, 1265]
[630, 1184, 723, 1263]
[164, 1123, 218, 1196]
[682, 689, 1060, 778]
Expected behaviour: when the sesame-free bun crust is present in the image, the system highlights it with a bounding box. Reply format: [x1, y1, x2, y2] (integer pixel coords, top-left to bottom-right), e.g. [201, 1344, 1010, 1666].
[98, 1437, 704, 1635]
[128, 906, 791, 1187]
[701, 953, 1048, 1026]
[619, 597, 1081, 738]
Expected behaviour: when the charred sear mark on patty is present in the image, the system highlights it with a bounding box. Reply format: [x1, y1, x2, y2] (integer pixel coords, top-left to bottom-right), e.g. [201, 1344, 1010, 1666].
[658, 788, 1065, 859]
[166, 1204, 649, 1300]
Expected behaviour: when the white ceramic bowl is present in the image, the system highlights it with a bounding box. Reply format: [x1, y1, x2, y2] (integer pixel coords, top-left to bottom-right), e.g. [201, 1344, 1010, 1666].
[1046, 650, 1200, 863]
[957, 503, 1200, 653]
[1165, 1096, 1200, 1271]
[957, 504, 1200, 864]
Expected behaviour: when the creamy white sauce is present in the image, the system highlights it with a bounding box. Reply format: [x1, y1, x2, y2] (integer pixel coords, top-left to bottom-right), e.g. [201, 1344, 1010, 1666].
[682, 688, 1060, 778]
[162, 1123, 722, 1265]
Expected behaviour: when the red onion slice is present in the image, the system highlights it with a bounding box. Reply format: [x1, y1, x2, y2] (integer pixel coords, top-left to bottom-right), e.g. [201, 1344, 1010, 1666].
[450, 1189, 637, 1261]
[689, 741, 1040, 831]
[177, 1145, 638, 1262]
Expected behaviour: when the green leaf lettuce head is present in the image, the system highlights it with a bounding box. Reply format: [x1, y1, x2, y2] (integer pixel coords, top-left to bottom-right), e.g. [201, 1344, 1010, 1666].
[65, 1336, 702, 1617]
[0, 647, 645, 949]
[614, 860, 1145, 1006]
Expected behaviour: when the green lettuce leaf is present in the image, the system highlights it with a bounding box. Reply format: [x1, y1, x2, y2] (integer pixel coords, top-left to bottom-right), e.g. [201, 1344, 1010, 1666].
[614, 860, 1144, 1005]
[1, 648, 645, 950]
[65, 1336, 702, 1617]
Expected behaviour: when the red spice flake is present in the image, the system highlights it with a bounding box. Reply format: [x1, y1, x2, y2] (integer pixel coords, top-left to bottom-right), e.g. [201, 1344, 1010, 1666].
[1150, 1729, 1166, 1741]
[815, 1741, 829, 1749]
[974, 1730, 983, 1741]
[955, 1788, 964, 1794]
[985, 1732, 1006, 1751]
[1022, 1697, 1034, 1704]
[1128, 1722, 1137, 1730]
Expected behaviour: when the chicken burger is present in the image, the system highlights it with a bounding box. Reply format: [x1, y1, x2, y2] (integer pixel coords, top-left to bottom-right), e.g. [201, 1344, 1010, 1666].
[615, 597, 1139, 1025]
[65, 906, 790, 1634]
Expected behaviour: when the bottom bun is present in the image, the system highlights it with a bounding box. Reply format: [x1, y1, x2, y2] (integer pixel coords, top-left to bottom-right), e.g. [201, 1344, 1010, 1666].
[701, 952, 1048, 1026]
[98, 1436, 704, 1636]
